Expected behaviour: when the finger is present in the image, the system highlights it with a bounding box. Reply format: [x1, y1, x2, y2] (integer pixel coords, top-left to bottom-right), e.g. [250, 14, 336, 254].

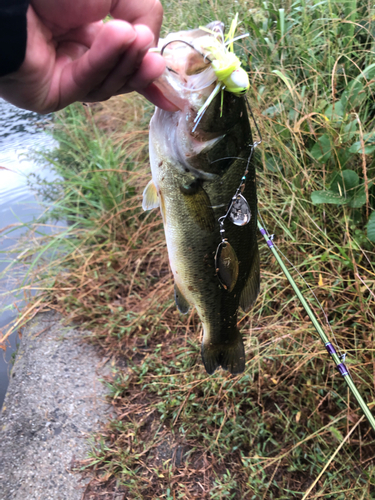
[138, 84, 180, 112]
[111, 0, 163, 43]
[55, 21, 103, 49]
[84, 25, 160, 102]
[84, 53, 177, 112]
[111, 52, 179, 111]
[56, 20, 137, 108]
[31, 0, 112, 35]
[85, 51, 168, 106]
[116, 51, 166, 94]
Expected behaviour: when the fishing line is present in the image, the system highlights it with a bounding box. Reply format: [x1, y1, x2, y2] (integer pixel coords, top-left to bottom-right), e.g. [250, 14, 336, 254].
[213, 97, 261, 290]
[210, 156, 248, 164]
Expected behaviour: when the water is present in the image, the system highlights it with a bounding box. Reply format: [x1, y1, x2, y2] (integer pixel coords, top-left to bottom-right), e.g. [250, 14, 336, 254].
[0, 98, 57, 408]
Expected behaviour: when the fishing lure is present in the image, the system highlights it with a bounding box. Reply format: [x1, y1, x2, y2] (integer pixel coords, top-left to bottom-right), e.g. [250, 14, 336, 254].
[151, 14, 250, 131]
[192, 13, 250, 131]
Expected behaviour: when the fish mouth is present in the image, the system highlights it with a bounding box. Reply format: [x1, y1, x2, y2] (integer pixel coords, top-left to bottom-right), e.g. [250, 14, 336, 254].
[152, 23, 225, 112]
[150, 21, 250, 179]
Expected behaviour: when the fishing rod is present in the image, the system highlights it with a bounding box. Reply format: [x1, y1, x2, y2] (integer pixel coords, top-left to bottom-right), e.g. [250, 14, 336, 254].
[258, 219, 375, 433]
[241, 94, 375, 433]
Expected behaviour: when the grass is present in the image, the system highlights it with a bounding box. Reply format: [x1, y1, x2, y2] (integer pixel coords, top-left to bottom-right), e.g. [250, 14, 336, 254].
[1, 0, 375, 498]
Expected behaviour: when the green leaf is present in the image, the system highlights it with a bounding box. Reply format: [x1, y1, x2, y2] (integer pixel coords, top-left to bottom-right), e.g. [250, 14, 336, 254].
[348, 142, 375, 155]
[262, 103, 284, 117]
[367, 212, 375, 243]
[324, 101, 344, 121]
[348, 189, 367, 208]
[341, 120, 357, 142]
[311, 190, 348, 205]
[277, 8, 285, 41]
[352, 63, 375, 85]
[265, 157, 281, 172]
[363, 131, 375, 144]
[245, 18, 263, 39]
[330, 170, 359, 194]
[329, 426, 344, 442]
[272, 70, 295, 97]
[316, 99, 328, 112]
[340, 81, 365, 110]
[348, 182, 373, 208]
[355, 19, 375, 37]
[336, 149, 352, 169]
[348, 130, 375, 154]
[310, 134, 332, 163]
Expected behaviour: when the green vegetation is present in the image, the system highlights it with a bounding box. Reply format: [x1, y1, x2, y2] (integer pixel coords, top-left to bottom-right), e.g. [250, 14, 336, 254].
[2, 0, 375, 497]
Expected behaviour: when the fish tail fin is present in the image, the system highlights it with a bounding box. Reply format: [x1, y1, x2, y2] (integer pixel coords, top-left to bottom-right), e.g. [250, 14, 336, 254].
[201, 328, 245, 375]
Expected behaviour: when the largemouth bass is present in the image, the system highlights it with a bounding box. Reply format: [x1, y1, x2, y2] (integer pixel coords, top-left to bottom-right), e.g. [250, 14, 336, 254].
[143, 22, 260, 374]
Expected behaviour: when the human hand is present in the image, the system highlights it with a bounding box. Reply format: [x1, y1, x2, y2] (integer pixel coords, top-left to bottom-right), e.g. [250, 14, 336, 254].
[0, 0, 175, 113]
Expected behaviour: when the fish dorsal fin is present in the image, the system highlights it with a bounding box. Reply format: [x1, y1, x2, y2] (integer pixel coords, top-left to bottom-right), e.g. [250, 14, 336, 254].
[239, 243, 260, 312]
[142, 179, 159, 211]
[174, 283, 190, 314]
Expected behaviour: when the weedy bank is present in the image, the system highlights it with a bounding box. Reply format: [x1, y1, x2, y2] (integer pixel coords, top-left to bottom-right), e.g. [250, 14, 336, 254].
[2, 0, 375, 498]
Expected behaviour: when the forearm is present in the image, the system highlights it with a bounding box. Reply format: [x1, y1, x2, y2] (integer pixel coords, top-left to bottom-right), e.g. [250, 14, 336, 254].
[0, 0, 29, 77]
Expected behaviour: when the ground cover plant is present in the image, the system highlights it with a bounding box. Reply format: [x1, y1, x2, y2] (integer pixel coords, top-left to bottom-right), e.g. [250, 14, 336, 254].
[2, 0, 375, 497]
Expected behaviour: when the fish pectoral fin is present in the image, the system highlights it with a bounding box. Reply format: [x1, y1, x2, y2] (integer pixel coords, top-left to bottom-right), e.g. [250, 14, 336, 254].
[174, 283, 190, 314]
[239, 242, 260, 312]
[142, 179, 159, 211]
[201, 328, 245, 375]
[179, 181, 215, 232]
